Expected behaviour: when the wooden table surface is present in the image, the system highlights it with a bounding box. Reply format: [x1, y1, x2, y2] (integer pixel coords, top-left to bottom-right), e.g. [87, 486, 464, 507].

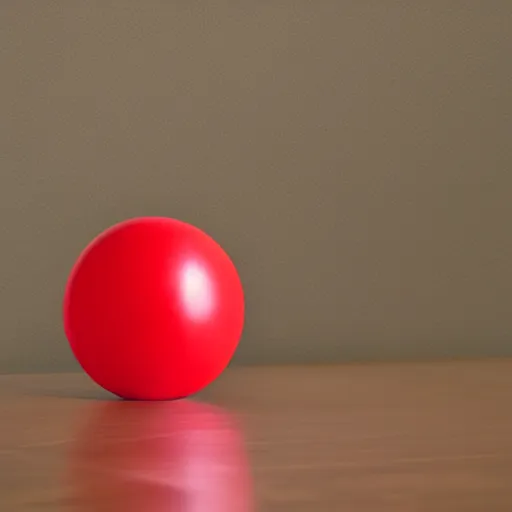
[1, 360, 512, 511]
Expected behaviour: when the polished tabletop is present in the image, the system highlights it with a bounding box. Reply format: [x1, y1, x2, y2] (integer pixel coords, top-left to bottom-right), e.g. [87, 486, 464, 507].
[1, 360, 512, 511]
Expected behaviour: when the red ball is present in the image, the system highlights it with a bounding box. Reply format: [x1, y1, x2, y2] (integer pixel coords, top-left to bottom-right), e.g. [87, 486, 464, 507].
[63, 217, 244, 400]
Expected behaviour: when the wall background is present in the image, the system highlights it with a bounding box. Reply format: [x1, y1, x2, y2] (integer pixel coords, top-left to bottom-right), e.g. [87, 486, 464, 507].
[2, 1, 512, 372]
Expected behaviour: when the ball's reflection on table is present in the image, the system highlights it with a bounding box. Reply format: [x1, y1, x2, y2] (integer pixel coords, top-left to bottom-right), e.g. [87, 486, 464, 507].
[68, 400, 253, 512]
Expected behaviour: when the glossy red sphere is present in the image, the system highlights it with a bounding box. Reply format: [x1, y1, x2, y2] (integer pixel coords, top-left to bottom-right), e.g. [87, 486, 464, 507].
[63, 217, 244, 400]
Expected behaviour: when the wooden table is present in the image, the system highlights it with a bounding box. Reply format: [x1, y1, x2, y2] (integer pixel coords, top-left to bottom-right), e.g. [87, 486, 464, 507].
[1, 360, 512, 510]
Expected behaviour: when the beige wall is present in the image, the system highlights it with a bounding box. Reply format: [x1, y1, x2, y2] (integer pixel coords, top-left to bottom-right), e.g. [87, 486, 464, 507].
[2, 1, 512, 372]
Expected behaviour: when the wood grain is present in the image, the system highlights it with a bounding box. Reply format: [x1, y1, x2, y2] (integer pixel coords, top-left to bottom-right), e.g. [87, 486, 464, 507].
[1, 360, 512, 510]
